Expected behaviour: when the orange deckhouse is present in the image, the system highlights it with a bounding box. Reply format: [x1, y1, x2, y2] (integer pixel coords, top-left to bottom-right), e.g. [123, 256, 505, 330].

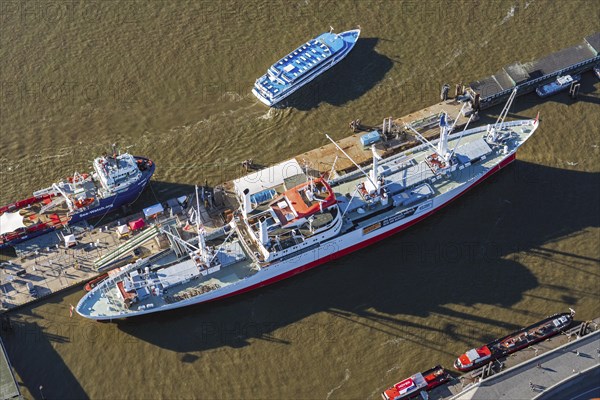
[272, 178, 337, 225]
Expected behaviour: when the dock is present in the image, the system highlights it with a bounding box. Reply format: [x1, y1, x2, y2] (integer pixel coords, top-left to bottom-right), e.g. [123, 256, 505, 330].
[298, 99, 470, 175]
[0, 337, 21, 400]
[0, 198, 225, 313]
[468, 32, 600, 109]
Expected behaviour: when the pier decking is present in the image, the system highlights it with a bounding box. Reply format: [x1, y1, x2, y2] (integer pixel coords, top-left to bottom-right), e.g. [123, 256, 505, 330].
[0, 202, 223, 313]
[469, 32, 600, 109]
[296, 99, 470, 175]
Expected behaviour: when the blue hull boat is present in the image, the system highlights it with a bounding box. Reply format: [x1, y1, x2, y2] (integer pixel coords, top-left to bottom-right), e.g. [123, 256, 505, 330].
[0, 154, 155, 249]
[252, 28, 360, 107]
[535, 74, 580, 97]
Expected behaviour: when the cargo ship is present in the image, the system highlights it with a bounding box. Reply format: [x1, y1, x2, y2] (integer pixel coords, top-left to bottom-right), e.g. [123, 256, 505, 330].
[381, 365, 451, 400]
[252, 28, 360, 106]
[77, 91, 540, 320]
[0, 148, 155, 249]
[453, 310, 574, 372]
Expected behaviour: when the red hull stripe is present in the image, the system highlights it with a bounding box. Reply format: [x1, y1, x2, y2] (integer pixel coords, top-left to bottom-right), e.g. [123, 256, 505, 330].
[208, 153, 517, 303]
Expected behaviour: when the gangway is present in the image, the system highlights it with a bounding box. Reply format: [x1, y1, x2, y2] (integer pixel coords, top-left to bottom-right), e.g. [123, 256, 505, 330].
[94, 224, 163, 271]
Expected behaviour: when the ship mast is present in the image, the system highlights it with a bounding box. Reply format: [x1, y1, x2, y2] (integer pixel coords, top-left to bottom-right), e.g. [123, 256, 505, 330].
[494, 88, 517, 130]
[487, 88, 517, 143]
[325, 134, 377, 189]
[195, 185, 209, 264]
[405, 124, 446, 161]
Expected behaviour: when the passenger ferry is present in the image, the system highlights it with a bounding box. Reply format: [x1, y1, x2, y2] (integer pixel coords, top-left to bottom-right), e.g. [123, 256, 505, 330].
[252, 28, 360, 106]
[77, 91, 541, 320]
[0, 147, 155, 249]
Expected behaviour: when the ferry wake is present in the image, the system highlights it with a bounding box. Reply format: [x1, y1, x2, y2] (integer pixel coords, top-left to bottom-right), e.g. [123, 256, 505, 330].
[77, 92, 539, 320]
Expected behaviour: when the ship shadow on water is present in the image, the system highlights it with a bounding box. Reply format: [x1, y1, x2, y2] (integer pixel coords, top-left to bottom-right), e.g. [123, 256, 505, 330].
[116, 161, 599, 354]
[275, 38, 393, 110]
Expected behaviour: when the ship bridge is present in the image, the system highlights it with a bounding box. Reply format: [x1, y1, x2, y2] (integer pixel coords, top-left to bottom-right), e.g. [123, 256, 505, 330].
[93, 153, 141, 192]
[272, 178, 336, 226]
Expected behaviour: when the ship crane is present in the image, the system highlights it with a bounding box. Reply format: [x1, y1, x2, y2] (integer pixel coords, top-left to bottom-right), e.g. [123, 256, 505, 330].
[487, 88, 517, 144]
[326, 135, 387, 211]
[51, 183, 75, 212]
[194, 185, 210, 265]
[406, 102, 468, 165]
[325, 134, 378, 190]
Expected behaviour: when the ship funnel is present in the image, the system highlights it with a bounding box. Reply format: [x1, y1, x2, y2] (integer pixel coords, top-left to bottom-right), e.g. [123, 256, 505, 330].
[259, 218, 269, 245]
[242, 188, 252, 217]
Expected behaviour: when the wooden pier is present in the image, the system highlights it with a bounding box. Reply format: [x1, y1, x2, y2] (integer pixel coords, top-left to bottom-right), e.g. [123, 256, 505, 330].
[296, 98, 471, 176]
[0, 200, 225, 314]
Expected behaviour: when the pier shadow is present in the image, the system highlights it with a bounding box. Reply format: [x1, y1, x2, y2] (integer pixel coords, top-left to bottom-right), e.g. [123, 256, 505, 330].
[116, 161, 599, 354]
[1, 303, 89, 400]
[279, 38, 393, 110]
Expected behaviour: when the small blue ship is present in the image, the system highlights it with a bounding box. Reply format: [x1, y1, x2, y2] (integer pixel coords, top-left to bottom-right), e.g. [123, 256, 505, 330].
[535, 74, 580, 97]
[252, 28, 360, 107]
[0, 148, 155, 249]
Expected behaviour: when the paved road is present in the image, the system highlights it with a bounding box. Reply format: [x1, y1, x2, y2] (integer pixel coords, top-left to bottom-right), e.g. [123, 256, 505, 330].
[536, 365, 600, 400]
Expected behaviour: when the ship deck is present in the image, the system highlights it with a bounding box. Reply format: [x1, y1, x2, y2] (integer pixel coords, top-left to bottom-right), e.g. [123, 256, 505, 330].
[78, 239, 257, 318]
[332, 131, 498, 229]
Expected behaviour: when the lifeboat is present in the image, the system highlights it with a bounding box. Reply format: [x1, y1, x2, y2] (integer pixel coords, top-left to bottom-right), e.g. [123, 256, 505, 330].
[74, 198, 95, 208]
[85, 273, 108, 292]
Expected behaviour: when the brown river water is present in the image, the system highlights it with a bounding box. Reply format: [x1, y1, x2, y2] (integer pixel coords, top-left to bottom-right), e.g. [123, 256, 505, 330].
[0, 1, 599, 399]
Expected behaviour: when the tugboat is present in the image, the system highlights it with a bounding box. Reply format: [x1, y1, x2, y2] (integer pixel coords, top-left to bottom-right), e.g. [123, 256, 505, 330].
[381, 365, 451, 400]
[454, 310, 575, 372]
[252, 27, 360, 106]
[536, 75, 580, 97]
[0, 146, 155, 249]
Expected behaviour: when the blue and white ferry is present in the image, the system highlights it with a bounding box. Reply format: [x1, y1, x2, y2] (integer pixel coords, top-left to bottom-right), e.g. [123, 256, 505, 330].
[252, 28, 361, 106]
